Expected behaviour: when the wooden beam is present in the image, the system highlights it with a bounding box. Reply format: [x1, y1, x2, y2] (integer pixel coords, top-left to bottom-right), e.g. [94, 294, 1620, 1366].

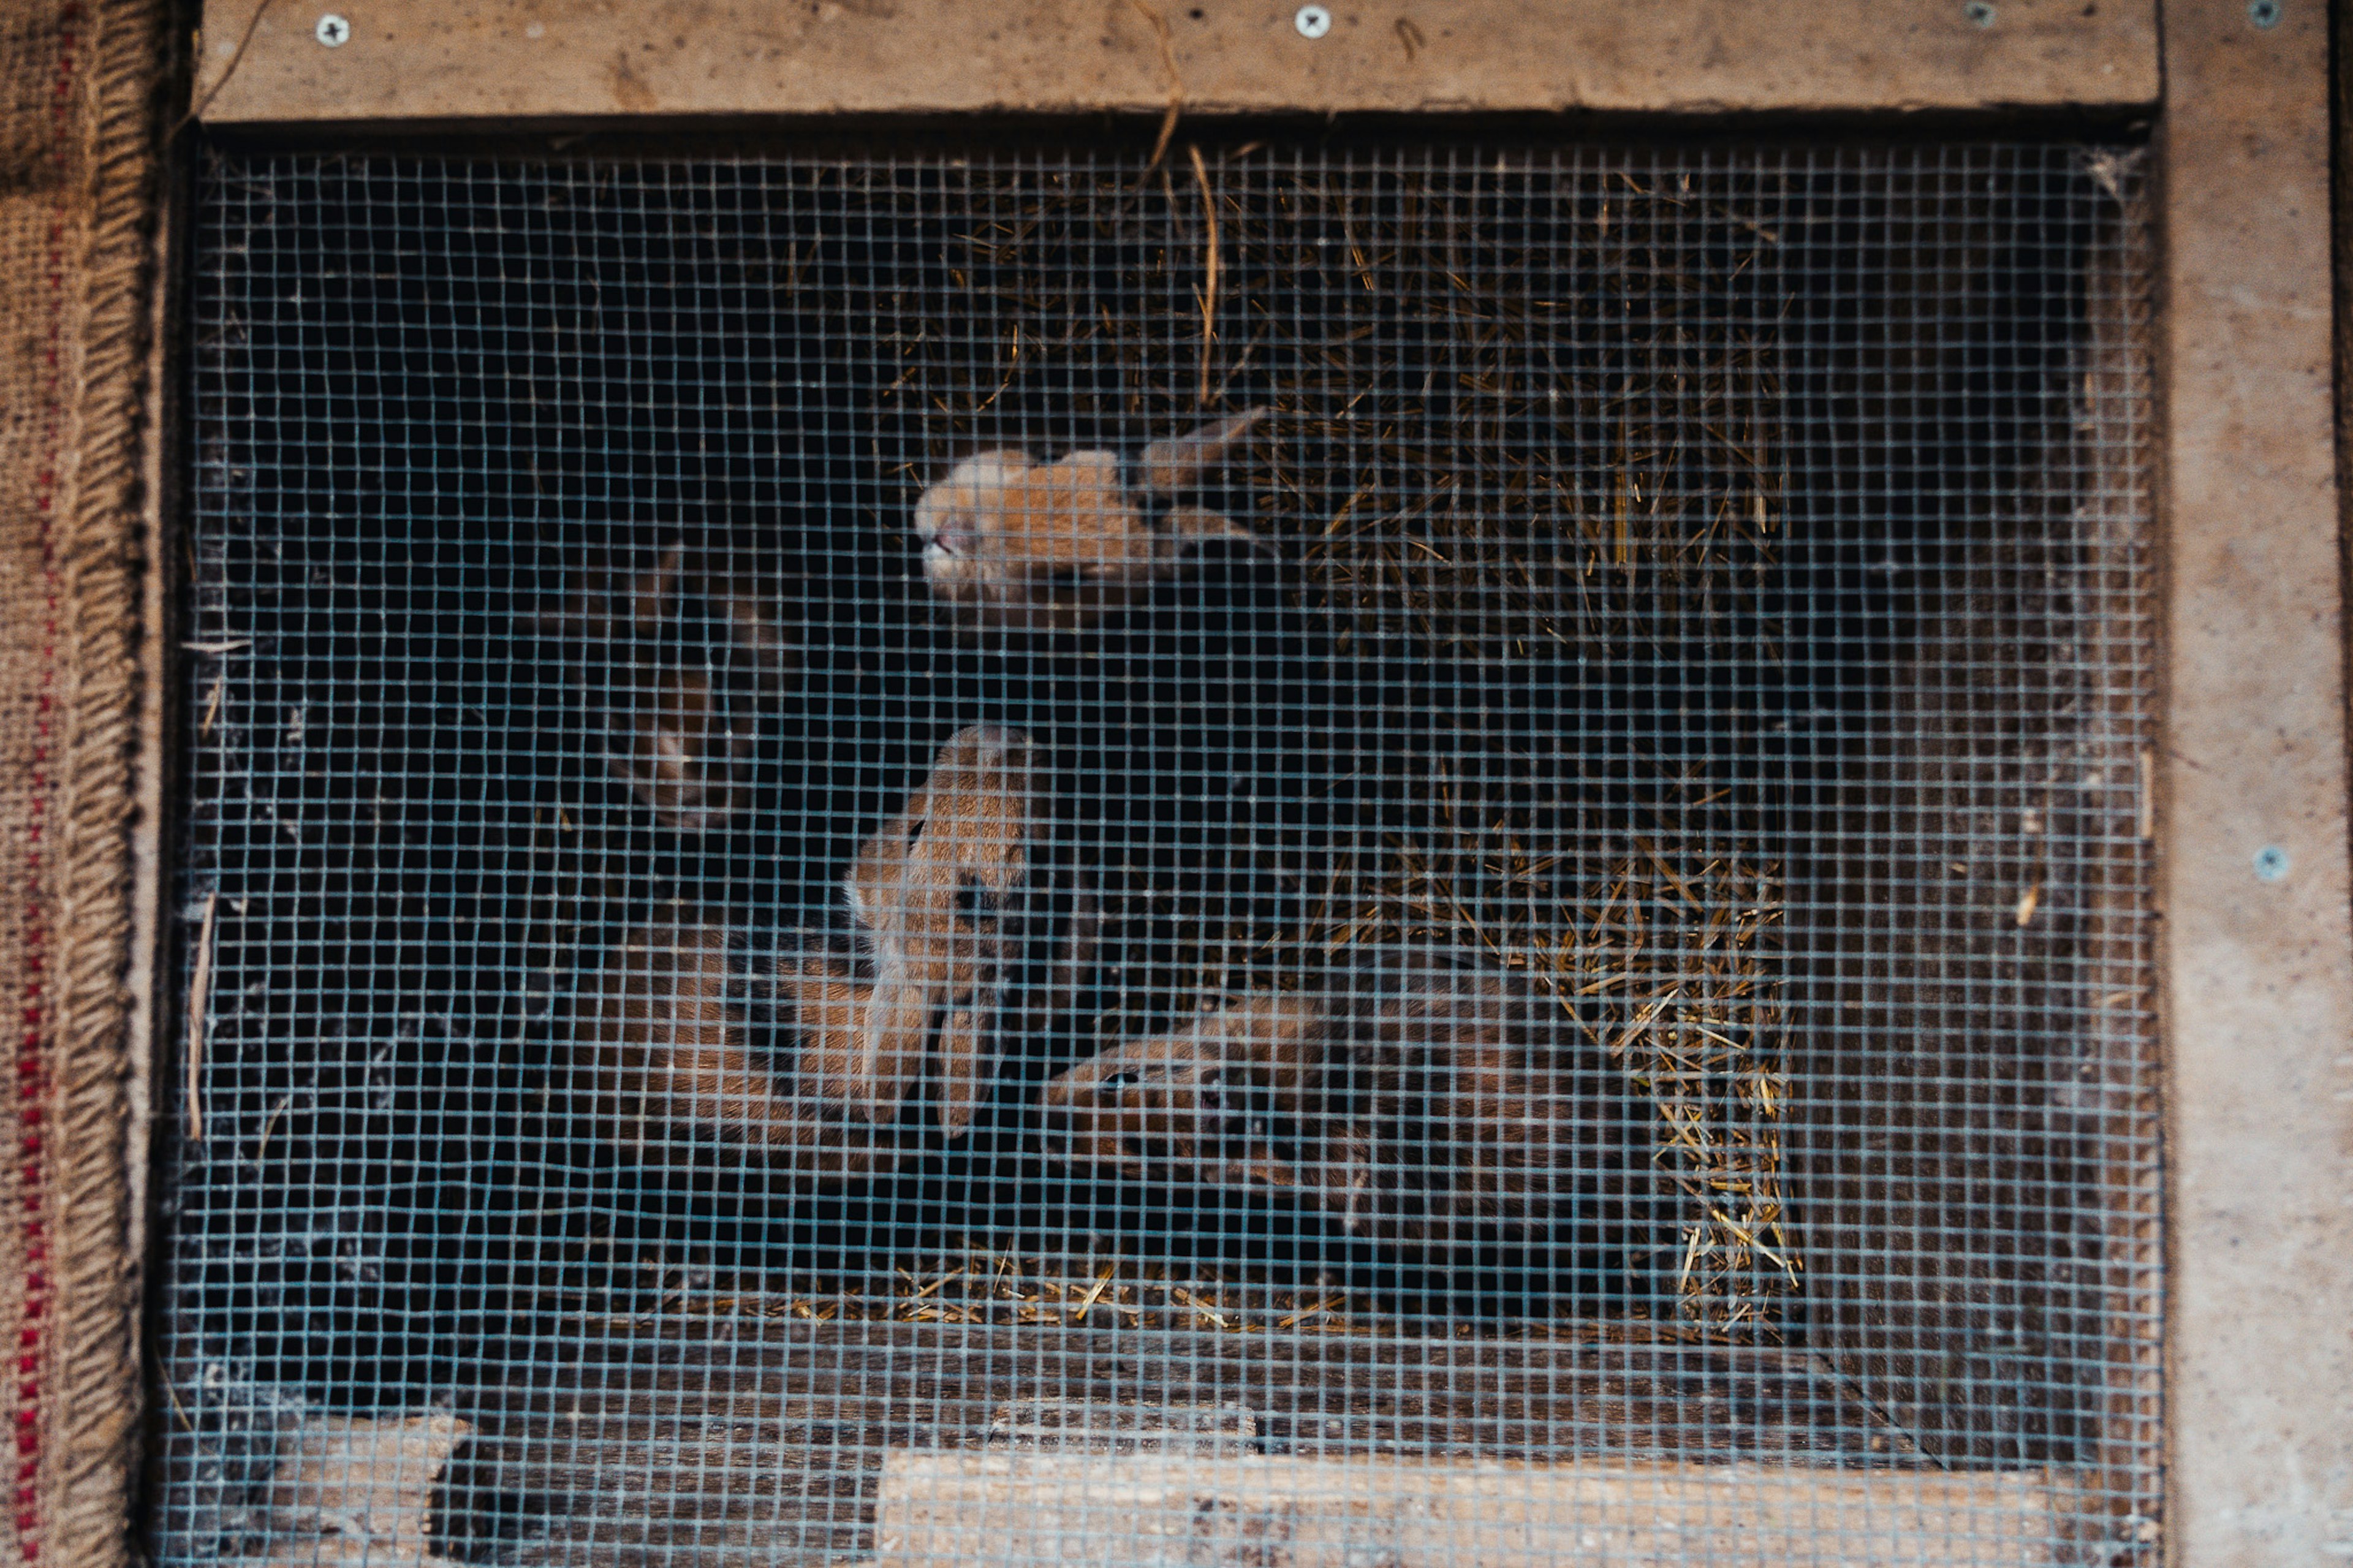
[875, 1452, 2084, 1568]
[2158, 1, 2353, 1562]
[191, 0, 2158, 128]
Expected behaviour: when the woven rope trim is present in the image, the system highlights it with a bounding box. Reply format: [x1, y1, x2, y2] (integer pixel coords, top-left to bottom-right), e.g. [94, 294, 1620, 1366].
[41, 0, 165, 1560]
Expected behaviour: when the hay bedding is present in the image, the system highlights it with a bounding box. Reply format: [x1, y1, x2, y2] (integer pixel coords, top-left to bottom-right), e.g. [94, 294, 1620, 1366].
[614, 146, 1798, 1334]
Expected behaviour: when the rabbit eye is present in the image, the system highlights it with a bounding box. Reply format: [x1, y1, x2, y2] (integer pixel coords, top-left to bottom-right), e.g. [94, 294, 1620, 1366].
[1101, 1070, 1140, 1091]
[955, 881, 1001, 921]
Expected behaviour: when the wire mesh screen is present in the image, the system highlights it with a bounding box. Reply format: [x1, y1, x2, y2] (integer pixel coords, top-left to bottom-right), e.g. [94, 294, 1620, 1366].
[158, 140, 2159, 1567]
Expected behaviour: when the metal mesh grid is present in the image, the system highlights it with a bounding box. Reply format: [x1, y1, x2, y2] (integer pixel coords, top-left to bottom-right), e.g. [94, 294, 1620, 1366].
[156, 139, 2159, 1567]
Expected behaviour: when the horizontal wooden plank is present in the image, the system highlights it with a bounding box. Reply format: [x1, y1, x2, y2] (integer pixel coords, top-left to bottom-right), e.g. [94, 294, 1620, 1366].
[877, 1452, 2084, 1568]
[194, 0, 2158, 128]
[433, 1319, 1923, 1564]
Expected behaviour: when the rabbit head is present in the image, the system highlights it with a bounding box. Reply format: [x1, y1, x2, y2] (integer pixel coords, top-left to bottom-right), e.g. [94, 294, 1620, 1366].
[1040, 992, 1322, 1190]
[606, 652, 756, 834]
[531, 541, 792, 832]
[843, 724, 1039, 1127]
[913, 408, 1266, 635]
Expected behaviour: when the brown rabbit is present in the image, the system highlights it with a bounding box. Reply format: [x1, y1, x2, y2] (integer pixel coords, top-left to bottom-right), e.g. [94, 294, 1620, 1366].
[843, 724, 1048, 1129]
[531, 541, 794, 831]
[913, 409, 1266, 635]
[1040, 950, 1653, 1260]
[560, 912, 950, 1183]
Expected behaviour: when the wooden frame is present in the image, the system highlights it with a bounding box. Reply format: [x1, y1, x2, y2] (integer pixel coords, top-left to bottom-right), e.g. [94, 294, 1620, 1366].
[191, 0, 2159, 127]
[2155, 5, 2353, 1565]
[161, 0, 2353, 1563]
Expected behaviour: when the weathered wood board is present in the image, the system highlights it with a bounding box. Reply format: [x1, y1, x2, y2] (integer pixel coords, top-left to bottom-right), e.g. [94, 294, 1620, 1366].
[876, 1452, 2084, 1568]
[2157, 0, 2353, 1561]
[193, 0, 2159, 128]
[265, 1415, 472, 1568]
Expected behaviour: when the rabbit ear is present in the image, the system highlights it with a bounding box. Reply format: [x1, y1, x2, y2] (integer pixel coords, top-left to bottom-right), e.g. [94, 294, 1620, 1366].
[1157, 507, 1260, 550]
[934, 1006, 994, 1135]
[626, 543, 688, 635]
[527, 551, 632, 639]
[1134, 407, 1265, 495]
[857, 974, 936, 1124]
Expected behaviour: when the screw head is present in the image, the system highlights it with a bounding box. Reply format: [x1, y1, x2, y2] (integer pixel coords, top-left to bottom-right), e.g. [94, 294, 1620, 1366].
[314, 12, 350, 45]
[2248, 0, 2282, 26]
[1294, 5, 1332, 39]
[1962, 1, 1996, 26]
[2253, 844, 2291, 882]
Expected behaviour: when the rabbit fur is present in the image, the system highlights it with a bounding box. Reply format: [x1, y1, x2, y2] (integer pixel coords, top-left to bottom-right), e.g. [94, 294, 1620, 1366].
[561, 913, 944, 1184]
[913, 408, 1267, 634]
[531, 541, 792, 832]
[1040, 949, 1654, 1260]
[843, 723, 1083, 1130]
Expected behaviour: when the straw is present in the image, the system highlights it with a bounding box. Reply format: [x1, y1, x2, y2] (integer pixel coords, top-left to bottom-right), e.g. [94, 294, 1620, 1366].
[846, 150, 1794, 1331]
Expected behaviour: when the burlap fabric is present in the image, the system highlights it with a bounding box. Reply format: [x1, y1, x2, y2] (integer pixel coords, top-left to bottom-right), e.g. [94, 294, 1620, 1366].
[0, 1, 167, 1565]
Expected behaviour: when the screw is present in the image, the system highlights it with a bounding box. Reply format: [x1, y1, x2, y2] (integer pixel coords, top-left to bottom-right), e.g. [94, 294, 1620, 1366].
[1962, 1, 1996, 26]
[2253, 844, 2291, 883]
[1294, 5, 1332, 39]
[2248, 0, 2282, 26]
[314, 12, 350, 45]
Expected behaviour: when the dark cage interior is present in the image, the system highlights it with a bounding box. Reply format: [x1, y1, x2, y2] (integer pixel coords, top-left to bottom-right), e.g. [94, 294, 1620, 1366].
[155, 140, 2158, 1566]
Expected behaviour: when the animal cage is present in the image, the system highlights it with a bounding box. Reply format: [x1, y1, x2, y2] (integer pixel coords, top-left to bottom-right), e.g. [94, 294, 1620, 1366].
[84, 4, 2344, 1568]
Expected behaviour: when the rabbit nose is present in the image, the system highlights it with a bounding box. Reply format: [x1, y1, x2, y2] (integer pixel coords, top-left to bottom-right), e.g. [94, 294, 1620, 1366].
[926, 511, 976, 558]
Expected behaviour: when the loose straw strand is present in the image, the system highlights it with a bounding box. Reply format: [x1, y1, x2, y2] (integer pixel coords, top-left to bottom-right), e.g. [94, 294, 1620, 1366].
[185, 891, 218, 1143]
[1127, 0, 1185, 175]
[1189, 143, 1221, 406]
